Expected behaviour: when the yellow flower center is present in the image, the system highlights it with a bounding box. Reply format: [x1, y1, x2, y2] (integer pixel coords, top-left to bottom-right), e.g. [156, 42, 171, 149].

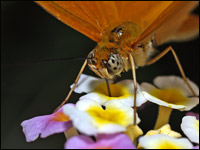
[94, 83, 131, 99]
[158, 141, 180, 149]
[150, 88, 188, 105]
[52, 111, 70, 122]
[87, 106, 128, 126]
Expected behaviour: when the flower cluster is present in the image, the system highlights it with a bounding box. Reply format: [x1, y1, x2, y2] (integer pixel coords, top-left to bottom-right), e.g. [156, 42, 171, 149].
[21, 74, 199, 149]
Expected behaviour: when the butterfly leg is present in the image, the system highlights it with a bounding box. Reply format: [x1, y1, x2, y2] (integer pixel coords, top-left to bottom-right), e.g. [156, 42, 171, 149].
[54, 59, 88, 112]
[128, 53, 138, 125]
[146, 46, 198, 97]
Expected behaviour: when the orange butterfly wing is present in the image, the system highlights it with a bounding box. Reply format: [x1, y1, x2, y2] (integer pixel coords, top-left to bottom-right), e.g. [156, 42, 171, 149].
[136, 1, 199, 45]
[36, 1, 102, 42]
[76, 1, 120, 29]
[36, 1, 198, 44]
[166, 14, 199, 43]
[114, 1, 173, 33]
[36, 1, 120, 42]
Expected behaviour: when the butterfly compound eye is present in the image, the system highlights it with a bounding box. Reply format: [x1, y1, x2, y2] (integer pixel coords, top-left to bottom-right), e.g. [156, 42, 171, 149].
[109, 26, 124, 43]
[107, 54, 124, 76]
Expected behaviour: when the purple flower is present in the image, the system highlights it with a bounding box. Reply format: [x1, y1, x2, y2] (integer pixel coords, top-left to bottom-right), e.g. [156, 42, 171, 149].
[186, 112, 199, 120]
[21, 104, 73, 142]
[65, 133, 136, 149]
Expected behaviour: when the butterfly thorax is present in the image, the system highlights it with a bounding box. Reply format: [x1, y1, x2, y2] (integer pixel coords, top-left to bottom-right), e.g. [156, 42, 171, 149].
[87, 22, 155, 79]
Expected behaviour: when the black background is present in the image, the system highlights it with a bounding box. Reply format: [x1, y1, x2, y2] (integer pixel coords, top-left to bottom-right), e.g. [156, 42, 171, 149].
[1, 1, 199, 149]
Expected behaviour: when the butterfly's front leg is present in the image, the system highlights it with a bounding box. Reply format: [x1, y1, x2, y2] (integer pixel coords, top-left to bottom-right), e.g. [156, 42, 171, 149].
[128, 53, 138, 125]
[54, 59, 88, 112]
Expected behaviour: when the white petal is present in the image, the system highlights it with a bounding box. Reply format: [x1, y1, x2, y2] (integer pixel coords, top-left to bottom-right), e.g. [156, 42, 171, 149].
[121, 92, 147, 107]
[136, 92, 148, 107]
[70, 74, 105, 94]
[79, 92, 146, 107]
[140, 82, 157, 92]
[154, 76, 199, 97]
[79, 93, 107, 105]
[181, 116, 199, 144]
[76, 99, 102, 111]
[105, 100, 132, 112]
[97, 123, 126, 134]
[115, 96, 134, 107]
[63, 104, 98, 135]
[139, 134, 193, 149]
[142, 91, 186, 110]
[182, 97, 199, 111]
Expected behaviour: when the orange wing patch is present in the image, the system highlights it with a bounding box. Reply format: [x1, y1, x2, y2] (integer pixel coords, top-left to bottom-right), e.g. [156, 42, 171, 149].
[36, 1, 198, 46]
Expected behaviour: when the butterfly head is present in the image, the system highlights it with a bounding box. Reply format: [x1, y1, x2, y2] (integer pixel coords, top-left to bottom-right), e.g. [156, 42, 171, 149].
[87, 48, 124, 79]
[87, 22, 141, 79]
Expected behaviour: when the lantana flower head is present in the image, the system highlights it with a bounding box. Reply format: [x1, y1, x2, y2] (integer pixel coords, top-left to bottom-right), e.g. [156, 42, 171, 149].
[21, 104, 73, 142]
[72, 74, 147, 107]
[63, 99, 140, 136]
[21, 74, 199, 149]
[65, 133, 136, 149]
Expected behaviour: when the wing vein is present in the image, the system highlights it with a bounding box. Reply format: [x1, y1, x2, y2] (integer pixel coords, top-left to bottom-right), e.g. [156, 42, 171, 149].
[75, 1, 103, 32]
[51, 1, 100, 33]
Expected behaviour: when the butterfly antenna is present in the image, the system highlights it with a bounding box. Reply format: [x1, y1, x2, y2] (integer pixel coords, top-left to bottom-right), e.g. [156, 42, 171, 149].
[2, 57, 92, 67]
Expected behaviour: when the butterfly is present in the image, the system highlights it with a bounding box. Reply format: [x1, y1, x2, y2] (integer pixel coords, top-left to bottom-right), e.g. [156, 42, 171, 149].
[36, 1, 199, 125]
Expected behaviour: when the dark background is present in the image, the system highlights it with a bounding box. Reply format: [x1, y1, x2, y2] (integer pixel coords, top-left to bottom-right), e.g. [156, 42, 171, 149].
[1, 1, 199, 149]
